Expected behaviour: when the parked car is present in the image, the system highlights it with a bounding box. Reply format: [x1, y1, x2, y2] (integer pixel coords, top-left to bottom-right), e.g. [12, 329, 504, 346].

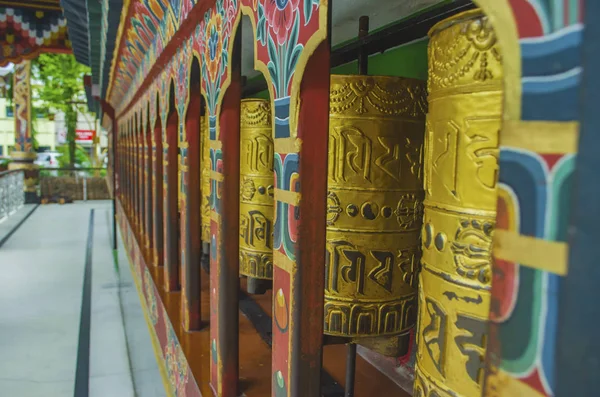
[35, 152, 62, 168]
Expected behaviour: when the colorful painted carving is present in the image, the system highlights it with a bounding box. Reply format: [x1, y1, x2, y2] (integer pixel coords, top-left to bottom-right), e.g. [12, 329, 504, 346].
[104, 0, 591, 396]
[239, 99, 274, 286]
[0, 8, 70, 67]
[415, 10, 502, 397]
[201, 115, 211, 243]
[324, 74, 426, 357]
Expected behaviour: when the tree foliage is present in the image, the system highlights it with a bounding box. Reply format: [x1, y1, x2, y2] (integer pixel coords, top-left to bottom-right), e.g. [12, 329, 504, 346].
[32, 54, 90, 167]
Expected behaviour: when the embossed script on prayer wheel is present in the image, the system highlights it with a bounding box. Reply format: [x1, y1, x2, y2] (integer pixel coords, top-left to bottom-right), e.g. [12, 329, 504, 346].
[200, 115, 211, 243]
[239, 99, 274, 283]
[415, 10, 502, 397]
[324, 75, 427, 356]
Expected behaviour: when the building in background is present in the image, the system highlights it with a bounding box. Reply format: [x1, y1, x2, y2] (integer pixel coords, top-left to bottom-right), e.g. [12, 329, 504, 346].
[0, 97, 57, 156]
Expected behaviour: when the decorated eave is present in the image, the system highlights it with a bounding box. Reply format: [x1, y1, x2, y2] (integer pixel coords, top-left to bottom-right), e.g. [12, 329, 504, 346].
[60, 0, 124, 118]
[0, 1, 71, 67]
[103, 0, 455, 115]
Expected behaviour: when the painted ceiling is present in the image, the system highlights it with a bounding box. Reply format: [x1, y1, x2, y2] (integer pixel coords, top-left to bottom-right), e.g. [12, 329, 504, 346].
[0, 6, 71, 67]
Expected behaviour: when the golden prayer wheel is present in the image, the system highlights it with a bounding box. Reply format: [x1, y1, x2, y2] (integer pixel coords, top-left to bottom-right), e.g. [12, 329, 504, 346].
[201, 115, 211, 243]
[324, 74, 427, 357]
[239, 99, 274, 294]
[414, 10, 502, 397]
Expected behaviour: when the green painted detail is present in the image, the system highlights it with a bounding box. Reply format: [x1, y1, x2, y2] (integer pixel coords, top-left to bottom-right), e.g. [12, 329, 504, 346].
[332, 38, 429, 79]
[273, 370, 287, 397]
[211, 339, 218, 364]
[550, 155, 575, 242]
[248, 38, 429, 99]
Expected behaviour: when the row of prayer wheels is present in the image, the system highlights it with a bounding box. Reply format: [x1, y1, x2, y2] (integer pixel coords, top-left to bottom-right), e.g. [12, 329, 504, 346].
[198, 9, 500, 396]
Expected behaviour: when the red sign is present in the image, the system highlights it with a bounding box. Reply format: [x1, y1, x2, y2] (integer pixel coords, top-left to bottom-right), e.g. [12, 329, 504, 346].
[76, 129, 95, 143]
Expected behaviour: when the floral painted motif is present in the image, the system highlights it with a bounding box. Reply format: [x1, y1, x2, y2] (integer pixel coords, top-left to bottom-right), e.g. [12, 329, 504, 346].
[264, 0, 300, 45]
[144, 267, 159, 325]
[256, 0, 319, 98]
[205, 14, 224, 82]
[165, 327, 190, 396]
[199, 0, 239, 118]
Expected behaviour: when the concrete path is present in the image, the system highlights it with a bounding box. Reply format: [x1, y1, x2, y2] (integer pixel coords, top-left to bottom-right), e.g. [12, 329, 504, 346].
[0, 201, 163, 397]
[0, 204, 38, 246]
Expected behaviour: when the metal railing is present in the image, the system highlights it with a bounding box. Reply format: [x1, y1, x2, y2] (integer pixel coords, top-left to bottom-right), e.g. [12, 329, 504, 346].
[39, 168, 110, 201]
[0, 169, 25, 222]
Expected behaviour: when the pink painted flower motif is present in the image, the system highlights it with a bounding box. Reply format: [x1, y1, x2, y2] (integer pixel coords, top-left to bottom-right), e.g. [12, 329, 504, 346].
[223, 0, 238, 39]
[264, 0, 300, 45]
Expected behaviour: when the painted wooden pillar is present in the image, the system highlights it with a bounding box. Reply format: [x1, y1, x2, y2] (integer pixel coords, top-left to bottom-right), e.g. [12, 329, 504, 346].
[121, 121, 129, 213]
[119, 126, 124, 205]
[145, 104, 154, 267]
[125, 124, 129, 214]
[131, 118, 137, 225]
[477, 1, 586, 396]
[164, 87, 180, 292]
[241, 1, 331, 395]
[140, 110, 147, 248]
[175, 43, 202, 331]
[153, 91, 165, 268]
[137, 113, 143, 241]
[134, 116, 140, 234]
[181, 88, 203, 330]
[122, 129, 125, 202]
[9, 60, 38, 203]
[198, 7, 243, 392]
[127, 120, 132, 218]
[195, 1, 329, 395]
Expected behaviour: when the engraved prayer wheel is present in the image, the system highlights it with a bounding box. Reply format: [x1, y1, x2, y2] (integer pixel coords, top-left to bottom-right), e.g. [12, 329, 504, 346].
[324, 74, 427, 357]
[201, 115, 211, 243]
[239, 99, 274, 293]
[414, 10, 502, 397]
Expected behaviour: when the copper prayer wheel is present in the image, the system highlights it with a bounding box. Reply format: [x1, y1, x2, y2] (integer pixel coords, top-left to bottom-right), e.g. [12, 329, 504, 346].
[201, 115, 211, 243]
[415, 10, 502, 397]
[324, 74, 427, 356]
[239, 99, 274, 293]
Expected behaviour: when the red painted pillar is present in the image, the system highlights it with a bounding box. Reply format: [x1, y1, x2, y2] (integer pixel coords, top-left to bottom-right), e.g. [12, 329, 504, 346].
[145, 111, 154, 265]
[136, 113, 146, 243]
[182, 92, 202, 331]
[153, 117, 164, 267]
[210, 27, 241, 397]
[127, 122, 133, 219]
[164, 110, 180, 292]
[273, 41, 330, 397]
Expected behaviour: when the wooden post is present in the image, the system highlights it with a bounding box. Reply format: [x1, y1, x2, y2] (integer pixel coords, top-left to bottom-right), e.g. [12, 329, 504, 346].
[210, 25, 242, 397]
[182, 91, 202, 331]
[153, 110, 165, 267]
[145, 106, 154, 264]
[164, 108, 180, 292]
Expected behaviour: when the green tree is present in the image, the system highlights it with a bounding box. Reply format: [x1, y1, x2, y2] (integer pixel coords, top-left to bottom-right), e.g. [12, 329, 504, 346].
[32, 54, 90, 167]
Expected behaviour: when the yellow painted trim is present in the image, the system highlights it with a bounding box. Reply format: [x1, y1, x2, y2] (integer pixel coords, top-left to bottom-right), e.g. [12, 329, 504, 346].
[274, 250, 296, 274]
[118, 216, 175, 397]
[502, 121, 579, 154]
[274, 137, 302, 154]
[473, 0, 522, 121]
[274, 188, 300, 206]
[210, 170, 224, 182]
[494, 230, 569, 275]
